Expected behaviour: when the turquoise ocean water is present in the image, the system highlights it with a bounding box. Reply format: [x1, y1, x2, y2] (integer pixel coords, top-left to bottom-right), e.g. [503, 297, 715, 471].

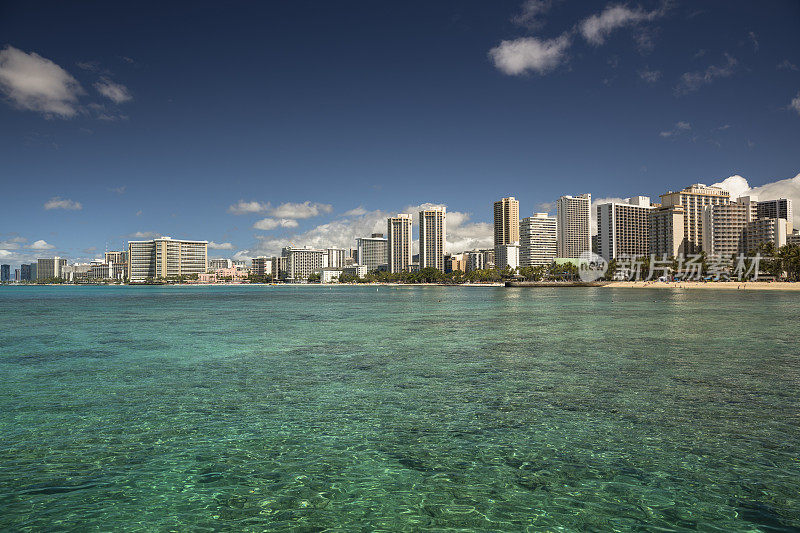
[0, 285, 798, 531]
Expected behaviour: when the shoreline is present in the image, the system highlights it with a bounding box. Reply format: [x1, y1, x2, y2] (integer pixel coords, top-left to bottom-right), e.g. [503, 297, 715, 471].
[602, 280, 800, 291]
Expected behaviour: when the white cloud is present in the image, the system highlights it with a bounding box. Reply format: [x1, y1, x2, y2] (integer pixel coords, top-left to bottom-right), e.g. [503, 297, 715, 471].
[343, 207, 368, 216]
[129, 231, 160, 239]
[26, 239, 55, 250]
[44, 197, 82, 210]
[675, 54, 737, 96]
[0, 236, 26, 250]
[232, 250, 253, 262]
[712, 173, 800, 228]
[269, 201, 333, 219]
[579, 4, 664, 46]
[789, 92, 800, 116]
[0, 45, 84, 118]
[94, 76, 132, 103]
[639, 68, 661, 83]
[659, 121, 691, 138]
[489, 34, 571, 75]
[228, 200, 270, 215]
[777, 60, 799, 72]
[208, 241, 234, 250]
[512, 0, 555, 29]
[253, 218, 299, 231]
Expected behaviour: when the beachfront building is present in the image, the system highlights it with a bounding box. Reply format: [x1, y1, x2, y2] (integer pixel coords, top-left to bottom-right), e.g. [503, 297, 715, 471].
[356, 233, 388, 272]
[320, 267, 342, 283]
[251, 256, 273, 277]
[660, 184, 730, 254]
[596, 197, 653, 261]
[343, 264, 368, 278]
[37, 257, 67, 280]
[0, 264, 9, 282]
[445, 253, 467, 273]
[208, 258, 233, 271]
[128, 237, 208, 282]
[495, 243, 520, 271]
[650, 205, 686, 258]
[788, 230, 800, 246]
[104, 251, 128, 280]
[557, 194, 591, 258]
[325, 248, 347, 269]
[520, 213, 557, 266]
[282, 246, 327, 282]
[702, 196, 757, 258]
[756, 198, 793, 235]
[746, 217, 788, 253]
[419, 206, 446, 271]
[387, 214, 413, 273]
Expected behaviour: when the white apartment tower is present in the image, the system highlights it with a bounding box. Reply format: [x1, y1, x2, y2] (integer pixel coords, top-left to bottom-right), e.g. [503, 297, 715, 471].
[519, 213, 557, 266]
[557, 194, 591, 258]
[418, 206, 446, 271]
[596, 196, 653, 260]
[387, 214, 413, 273]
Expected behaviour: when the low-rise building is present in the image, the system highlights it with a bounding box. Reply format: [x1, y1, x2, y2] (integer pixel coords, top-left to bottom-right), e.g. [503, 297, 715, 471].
[495, 243, 519, 270]
[320, 267, 343, 283]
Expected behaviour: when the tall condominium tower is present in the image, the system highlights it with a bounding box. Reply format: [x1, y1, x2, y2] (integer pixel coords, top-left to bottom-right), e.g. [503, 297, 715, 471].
[596, 196, 653, 260]
[493, 197, 520, 247]
[356, 233, 388, 272]
[650, 205, 686, 258]
[128, 237, 208, 282]
[36, 257, 67, 280]
[418, 206, 446, 271]
[519, 213, 557, 266]
[756, 198, 793, 234]
[387, 214, 413, 273]
[557, 194, 591, 258]
[660, 184, 730, 254]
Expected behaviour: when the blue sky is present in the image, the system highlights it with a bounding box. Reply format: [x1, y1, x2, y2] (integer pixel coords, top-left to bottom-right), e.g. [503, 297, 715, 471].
[1, 0, 799, 264]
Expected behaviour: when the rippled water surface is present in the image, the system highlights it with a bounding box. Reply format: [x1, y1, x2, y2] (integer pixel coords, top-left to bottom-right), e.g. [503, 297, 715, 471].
[1, 285, 798, 531]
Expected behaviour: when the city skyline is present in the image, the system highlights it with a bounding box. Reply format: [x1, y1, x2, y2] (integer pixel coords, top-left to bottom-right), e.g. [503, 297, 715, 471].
[2, 1, 800, 267]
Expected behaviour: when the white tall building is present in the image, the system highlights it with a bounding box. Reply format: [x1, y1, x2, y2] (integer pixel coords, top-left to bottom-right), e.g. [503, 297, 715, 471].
[650, 205, 686, 258]
[596, 196, 653, 260]
[356, 233, 388, 272]
[128, 237, 208, 282]
[326, 248, 347, 269]
[387, 214, 413, 273]
[557, 194, 591, 258]
[418, 206, 446, 271]
[519, 213, 557, 266]
[495, 243, 519, 271]
[282, 246, 328, 281]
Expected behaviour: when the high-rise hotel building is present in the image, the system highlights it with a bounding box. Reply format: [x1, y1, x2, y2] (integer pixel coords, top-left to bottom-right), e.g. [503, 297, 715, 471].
[387, 214, 413, 273]
[556, 194, 591, 258]
[493, 197, 519, 247]
[756, 198, 793, 235]
[128, 237, 208, 282]
[282, 246, 327, 281]
[649, 205, 686, 258]
[519, 213, 557, 266]
[418, 207, 446, 271]
[596, 196, 653, 260]
[356, 233, 388, 272]
[703, 195, 789, 256]
[660, 184, 730, 254]
[494, 197, 519, 269]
